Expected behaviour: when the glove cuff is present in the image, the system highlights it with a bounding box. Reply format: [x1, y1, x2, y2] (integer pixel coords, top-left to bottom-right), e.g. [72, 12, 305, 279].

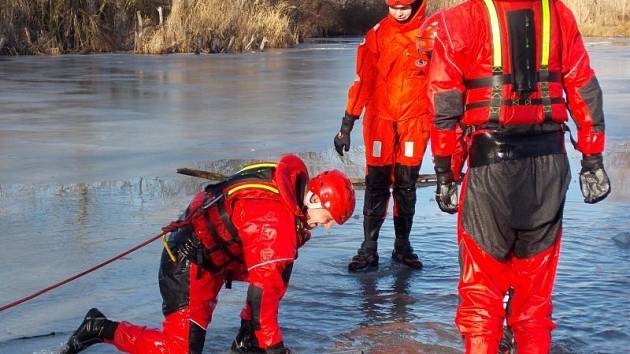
[340, 113, 358, 134]
[581, 153, 603, 171]
[434, 155, 452, 175]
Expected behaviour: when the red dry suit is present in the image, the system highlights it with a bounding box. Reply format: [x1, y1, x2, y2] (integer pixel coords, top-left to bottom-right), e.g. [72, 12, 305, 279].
[345, 2, 430, 260]
[428, 0, 605, 353]
[109, 155, 310, 353]
[346, 1, 430, 168]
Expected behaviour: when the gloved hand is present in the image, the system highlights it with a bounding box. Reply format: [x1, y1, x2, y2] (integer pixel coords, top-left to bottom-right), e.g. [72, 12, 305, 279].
[333, 113, 358, 156]
[434, 156, 458, 214]
[179, 234, 213, 270]
[266, 342, 291, 354]
[231, 320, 264, 353]
[580, 154, 611, 204]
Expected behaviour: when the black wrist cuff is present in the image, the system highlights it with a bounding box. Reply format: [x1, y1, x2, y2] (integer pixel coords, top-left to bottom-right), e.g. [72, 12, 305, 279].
[102, 320, 119, 341]
[344, 112, 360, 120]
[434, 156, 452, 174]
[340, 113, 358, 134]
[581, 154, 603, 170]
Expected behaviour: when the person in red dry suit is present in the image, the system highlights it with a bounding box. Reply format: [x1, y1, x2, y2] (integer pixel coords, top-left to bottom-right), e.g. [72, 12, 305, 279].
[334, 0, 431, 272]
[428, 0, 611, 353]
[61, 154, 356, 354]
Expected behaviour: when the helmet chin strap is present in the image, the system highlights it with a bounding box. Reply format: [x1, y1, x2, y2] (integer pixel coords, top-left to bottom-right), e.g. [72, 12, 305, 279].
[304, 191, 323, 209]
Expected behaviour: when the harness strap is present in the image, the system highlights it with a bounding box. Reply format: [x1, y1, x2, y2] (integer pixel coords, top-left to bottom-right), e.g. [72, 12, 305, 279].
[227, 183, 279, 196]
[483, 0, 503, 123]
[216, 198, 242, 246]
[540, 0, 553, 122]
[464, 71, 561, 89]
[484, 0, 502, 70]
[478, 0, 553, 123]
[540, 67, 553, 121]
[238, 162, 278, 173]
[202, 210, 241, 268]
[465, 97, 564, 111]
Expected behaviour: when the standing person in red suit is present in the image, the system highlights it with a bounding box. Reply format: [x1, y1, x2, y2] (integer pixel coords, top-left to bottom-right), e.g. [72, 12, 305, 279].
[428, 0, 611, 352]
[334, 0, 430, 272]
[61, 154, 356, 354]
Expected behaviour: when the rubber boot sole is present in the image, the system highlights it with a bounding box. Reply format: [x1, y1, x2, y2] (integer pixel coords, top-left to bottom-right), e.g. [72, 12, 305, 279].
[391, 252, 423, 270]
[348, 258, 379, 273]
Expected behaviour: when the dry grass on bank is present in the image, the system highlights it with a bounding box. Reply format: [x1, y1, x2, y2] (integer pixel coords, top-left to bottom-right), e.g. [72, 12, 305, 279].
[137, 0, 387, 53]
[0, 0, 166, 55]
[138, 0, 297, 54]
[565, 0, 630, 36]
[0, 0, 382, 55]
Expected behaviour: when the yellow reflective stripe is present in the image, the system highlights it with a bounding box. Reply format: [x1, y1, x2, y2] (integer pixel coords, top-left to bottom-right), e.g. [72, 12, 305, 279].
[226, 183, 279, 196]
[483, 0, 502, 70]
[541, 0, 551, 66]
[238, 163, 277, 173]
[162, 234, 177, 263]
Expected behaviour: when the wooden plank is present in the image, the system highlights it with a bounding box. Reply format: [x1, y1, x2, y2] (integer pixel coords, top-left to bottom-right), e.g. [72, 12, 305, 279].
[177, 168, 438, 188]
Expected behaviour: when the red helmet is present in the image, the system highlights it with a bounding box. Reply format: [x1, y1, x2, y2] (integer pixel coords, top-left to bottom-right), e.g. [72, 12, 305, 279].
[308, 170, 356, 225]
[416, 12, 440, 55]
[386, 0, 416, 7]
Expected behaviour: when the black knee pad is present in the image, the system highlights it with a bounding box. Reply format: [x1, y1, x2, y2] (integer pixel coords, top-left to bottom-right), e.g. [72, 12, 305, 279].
[393, 164, 420, 217]
[363, 165, 392, 217]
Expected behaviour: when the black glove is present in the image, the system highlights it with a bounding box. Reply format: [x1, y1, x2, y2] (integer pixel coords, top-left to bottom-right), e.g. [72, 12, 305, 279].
[231, 320, 264, 353]
[333, 113, 358, 156]
[266, 342, 291, 354]
[434, 156, 458, 214]
[179, 234, 213, 270]
[580, 154, 611, 204]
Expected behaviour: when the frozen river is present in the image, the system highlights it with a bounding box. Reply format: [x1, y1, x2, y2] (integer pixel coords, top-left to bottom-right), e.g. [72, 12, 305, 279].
[0, 38, 629, 353]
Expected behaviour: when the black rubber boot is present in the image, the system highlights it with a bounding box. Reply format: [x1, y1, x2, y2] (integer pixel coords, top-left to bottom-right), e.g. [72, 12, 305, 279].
[231, 319, 265, 353]
[392, 216, 423, 269]
[391, 164, 422, 269]
[348, 217, 383, 272]
[350, 165, 391, 273]
[61, 308, 118, 354]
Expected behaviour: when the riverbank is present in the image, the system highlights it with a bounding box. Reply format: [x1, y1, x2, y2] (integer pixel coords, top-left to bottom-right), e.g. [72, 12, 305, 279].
[0, 0, 385, 55]
[0, 0, 628, 55]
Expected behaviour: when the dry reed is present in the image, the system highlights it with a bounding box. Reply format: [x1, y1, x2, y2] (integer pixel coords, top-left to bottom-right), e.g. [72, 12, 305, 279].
[0, 0, 167, 55]
[138, 0, 296, 54]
